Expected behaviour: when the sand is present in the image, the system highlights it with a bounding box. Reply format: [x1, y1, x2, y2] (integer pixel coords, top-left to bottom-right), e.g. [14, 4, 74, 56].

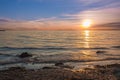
[0, 64, 120, 80]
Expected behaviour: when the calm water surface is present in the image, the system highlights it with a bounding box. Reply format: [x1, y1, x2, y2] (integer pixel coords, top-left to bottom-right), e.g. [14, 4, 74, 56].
[0, 30, 120, 70]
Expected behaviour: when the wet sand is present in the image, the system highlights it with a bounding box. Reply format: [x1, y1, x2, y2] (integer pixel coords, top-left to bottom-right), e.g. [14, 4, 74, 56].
[0, 64, 120, 80]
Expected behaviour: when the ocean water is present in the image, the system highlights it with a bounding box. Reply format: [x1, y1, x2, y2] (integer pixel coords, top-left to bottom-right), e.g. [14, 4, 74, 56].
[0, 30, 120, 70]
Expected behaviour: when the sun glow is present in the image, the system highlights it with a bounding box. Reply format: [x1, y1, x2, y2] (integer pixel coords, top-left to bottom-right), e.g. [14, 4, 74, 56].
[82, 19, 92, 28]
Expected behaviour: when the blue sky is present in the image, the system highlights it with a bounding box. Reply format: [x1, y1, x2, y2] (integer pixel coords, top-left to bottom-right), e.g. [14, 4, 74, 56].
[0, 0, 98, 20]
[0, 0, 120, 30]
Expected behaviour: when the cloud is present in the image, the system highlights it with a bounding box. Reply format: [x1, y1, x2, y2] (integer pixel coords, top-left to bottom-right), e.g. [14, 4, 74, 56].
[0, 17, 80, 30]
[78, 0, 120, 6]
[0, 18, 14, 23]
[79, 0, 103, 5]
[93, 22, 120, 29]
[64, 7, 120, 25]
[0, 6, 120, 30]
[0, 0, 120, 30]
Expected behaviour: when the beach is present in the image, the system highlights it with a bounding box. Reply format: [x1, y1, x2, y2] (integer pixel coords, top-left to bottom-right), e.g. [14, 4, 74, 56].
[0, 64, 120, 80]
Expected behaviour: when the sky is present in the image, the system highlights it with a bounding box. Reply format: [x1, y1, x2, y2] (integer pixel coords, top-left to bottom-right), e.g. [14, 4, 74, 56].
[0, 0, 120, 30]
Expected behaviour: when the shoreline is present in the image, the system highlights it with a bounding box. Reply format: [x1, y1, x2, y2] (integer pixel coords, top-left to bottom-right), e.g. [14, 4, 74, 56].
[0, 63, 120, 80]
[0, 59, 120, 70]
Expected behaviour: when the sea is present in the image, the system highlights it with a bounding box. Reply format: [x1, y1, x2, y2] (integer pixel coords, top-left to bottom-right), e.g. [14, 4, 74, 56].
[0, 30, 120, 70]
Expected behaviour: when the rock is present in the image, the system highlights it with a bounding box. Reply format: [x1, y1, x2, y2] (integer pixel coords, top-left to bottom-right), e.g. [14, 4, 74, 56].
[55, 62, 74, 69]
[112, 46, 120, 48]
[42, 66, 59, 69]
[18, 52, 32, 58]
[8, 67, 26, 71]
[106, 64, 120, 68]
[60, 65, 74, 69]
[0, 53, 3, 55]
[94, 65, 105, 68]
[96, 51, 106, 54]
[55, 62, 64, 66]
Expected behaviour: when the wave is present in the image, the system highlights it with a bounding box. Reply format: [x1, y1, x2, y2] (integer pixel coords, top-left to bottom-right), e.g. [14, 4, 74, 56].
[0, 57, 120, 65]
[0, 46, 109, 51]
[18, 35, 32, 38]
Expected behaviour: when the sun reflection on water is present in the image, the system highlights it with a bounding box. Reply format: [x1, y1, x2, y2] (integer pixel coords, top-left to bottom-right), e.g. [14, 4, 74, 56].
[84, 30, 90, 48]
[82, 30, 92, 56]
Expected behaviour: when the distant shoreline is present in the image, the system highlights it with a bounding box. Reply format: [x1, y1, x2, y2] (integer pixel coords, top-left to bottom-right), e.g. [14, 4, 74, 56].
[0, 29, 120, 31]
[0, 30, 5, 31]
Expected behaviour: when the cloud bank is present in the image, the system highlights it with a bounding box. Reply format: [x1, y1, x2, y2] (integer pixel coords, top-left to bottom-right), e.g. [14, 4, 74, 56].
[0, 0, 120, 30]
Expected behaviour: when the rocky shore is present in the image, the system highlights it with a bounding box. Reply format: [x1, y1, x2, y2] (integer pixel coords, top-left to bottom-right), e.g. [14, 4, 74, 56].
[0, 64, 120, 80]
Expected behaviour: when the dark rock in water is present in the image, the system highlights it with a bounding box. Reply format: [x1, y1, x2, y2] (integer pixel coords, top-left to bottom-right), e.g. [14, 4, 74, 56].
[8, 67, 26, 71]
[42, 66, 59, 69]
[112, 46, 120, 48]
[55, 62, 74, 69]
[60, 65, 74, 69]
[18, 52, 32, 58]
[94, 65, 106, 68]
[0, 53, 3, 55]
[0, 30, 5, 31]
[55, 62, 64, 66]
[106, 64, 120, 68]
[96, 51, 106, 54]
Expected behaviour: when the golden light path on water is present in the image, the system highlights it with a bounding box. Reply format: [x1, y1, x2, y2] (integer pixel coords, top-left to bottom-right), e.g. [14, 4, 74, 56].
[83, 30, 99, 62]
[84, 30, 90, 48]
[82, 30, 93, 56]
[71, 30, 96, 61]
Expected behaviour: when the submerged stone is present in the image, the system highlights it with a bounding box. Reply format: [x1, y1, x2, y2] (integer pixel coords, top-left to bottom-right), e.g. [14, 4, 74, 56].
[55, 62, 64, 66]
[8, 67, 26, 71]
[55, 62, 74, 69]
[96, 51, 106, 54]
[42, 66, 59, 69]
[112, 46, 120, 48]
[18, 52, 32, 58]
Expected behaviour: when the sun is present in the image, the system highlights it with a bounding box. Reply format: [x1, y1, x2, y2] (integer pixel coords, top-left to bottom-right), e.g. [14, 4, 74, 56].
[82, 19, 92, 28]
